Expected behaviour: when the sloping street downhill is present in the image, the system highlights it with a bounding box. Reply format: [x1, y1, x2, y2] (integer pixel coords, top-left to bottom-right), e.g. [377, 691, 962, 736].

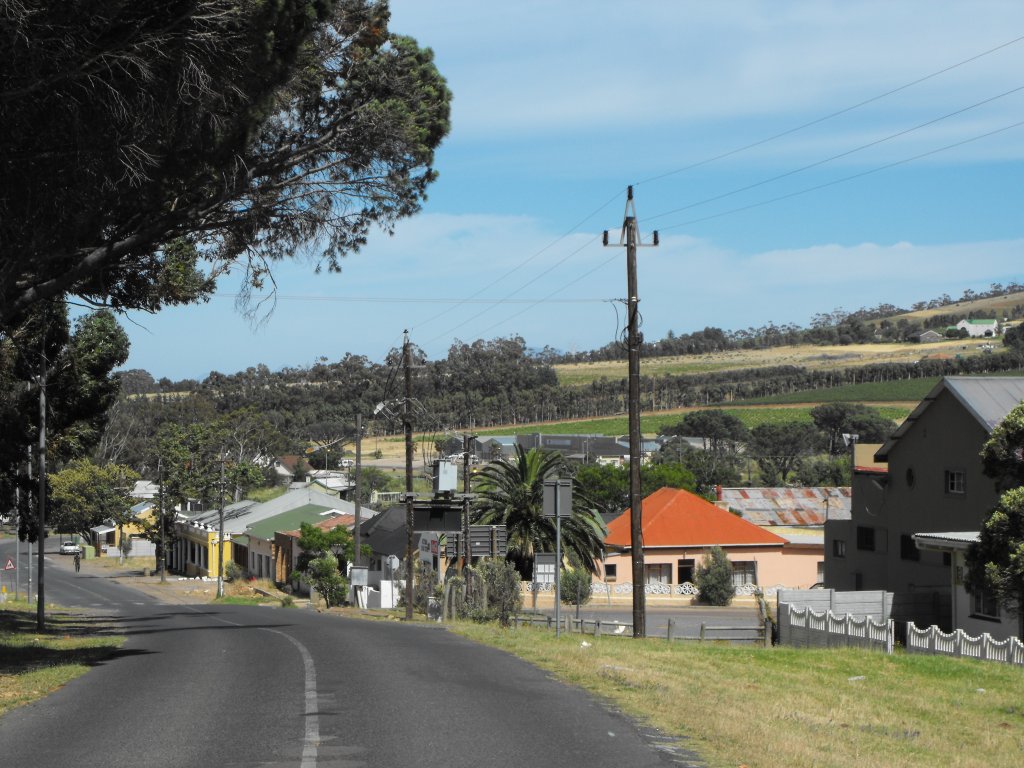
[0, 543, 693, 768]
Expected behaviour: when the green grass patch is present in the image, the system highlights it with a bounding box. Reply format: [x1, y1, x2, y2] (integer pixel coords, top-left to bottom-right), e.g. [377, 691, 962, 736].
[246, 485, 289, 504]
[452, 622, 1024, 768]
[0, 600, 125, 716]
[473, 405, 911, 437]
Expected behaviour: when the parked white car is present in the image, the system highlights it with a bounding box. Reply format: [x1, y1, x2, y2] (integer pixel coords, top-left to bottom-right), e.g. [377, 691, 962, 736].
[59, 541, 82, 555]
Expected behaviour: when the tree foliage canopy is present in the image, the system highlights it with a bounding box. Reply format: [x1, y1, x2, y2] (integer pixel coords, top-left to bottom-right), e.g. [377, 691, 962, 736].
[967, 402, 1024, 635]
[748, 422, 822, 485]
[570, 461, 695, 520]
[0, 303, 130, 538]
[1, 0, 451, 326]
[810, 402, 895, 456]
[48, 459, 140, 539]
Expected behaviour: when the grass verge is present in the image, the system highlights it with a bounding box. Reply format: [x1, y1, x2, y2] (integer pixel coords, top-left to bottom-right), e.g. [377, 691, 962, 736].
[0, 599, 125, 717]
[451, 622, 1024, 768]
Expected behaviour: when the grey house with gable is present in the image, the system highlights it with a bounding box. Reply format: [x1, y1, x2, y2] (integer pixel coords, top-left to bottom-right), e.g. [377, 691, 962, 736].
[825, 376, 1024, 635]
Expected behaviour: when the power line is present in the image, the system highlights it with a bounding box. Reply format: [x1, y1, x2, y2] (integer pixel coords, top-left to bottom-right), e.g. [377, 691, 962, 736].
[471, 112, 1024, 342]
[423, 233, 605, 345]
[419, 36, 1024, 349]
[409, 189, 625, 333]
[656, 117, 1024, 233]
[215, 293, 608, 305]
[647, 83, 1024, 224]
[633, 33, 1024, 188]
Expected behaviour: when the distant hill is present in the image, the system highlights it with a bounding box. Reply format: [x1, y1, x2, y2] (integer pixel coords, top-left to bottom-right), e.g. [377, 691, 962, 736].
[869, 291, 1024, 330]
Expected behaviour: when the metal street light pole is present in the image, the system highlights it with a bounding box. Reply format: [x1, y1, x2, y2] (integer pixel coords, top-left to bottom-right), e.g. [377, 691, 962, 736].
[461, 433, 476, 573]
[217, 457, 226, 599]
[158, 456, 166, 583]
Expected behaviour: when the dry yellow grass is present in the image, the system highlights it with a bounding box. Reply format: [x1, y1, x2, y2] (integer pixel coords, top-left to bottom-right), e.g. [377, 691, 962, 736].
[453, 623, 1024, 768]
[877, 293, 1023, 327]
[555, 338, 999, 387]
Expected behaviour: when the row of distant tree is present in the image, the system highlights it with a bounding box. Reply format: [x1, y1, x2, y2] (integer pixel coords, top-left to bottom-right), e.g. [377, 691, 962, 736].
[97, 333, 1024, 475]
[557, 285, 1024, 363]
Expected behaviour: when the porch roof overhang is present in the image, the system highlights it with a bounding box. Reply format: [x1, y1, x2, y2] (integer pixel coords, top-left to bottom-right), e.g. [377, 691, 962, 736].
[913, 531, 979, 553]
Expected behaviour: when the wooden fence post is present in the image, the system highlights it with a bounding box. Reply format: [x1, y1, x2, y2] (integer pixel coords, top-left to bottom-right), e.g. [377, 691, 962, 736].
[667, 618, 674, 642]
[699, 622, 706, 642]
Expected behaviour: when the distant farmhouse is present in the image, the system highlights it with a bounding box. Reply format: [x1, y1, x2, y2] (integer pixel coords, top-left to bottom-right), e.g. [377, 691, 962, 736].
[946, 318, 1000, 338]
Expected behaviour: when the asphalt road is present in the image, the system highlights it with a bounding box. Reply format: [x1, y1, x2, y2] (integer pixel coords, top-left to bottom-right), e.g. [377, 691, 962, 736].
[0, 538, 701, 768]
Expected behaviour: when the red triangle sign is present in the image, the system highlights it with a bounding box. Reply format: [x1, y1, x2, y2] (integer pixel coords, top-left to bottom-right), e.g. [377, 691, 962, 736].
[3, 558, 14, 571]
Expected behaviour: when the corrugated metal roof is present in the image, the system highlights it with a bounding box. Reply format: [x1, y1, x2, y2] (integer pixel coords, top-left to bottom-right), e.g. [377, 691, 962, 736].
[913, 531, 979, 552]
[243, 504, 341, 541]
[876, 376, 1024, 460]
[717, 487, 850, 526]
[945, 376, 1024, 430]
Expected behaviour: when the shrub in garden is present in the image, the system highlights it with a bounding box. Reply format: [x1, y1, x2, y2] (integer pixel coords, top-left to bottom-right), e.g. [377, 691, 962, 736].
[559, 567, 593, 608]
[694, 546, 736, 606]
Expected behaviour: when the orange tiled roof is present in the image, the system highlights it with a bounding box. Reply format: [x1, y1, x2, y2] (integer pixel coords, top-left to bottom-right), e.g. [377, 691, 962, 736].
[606, 487, 787, 548]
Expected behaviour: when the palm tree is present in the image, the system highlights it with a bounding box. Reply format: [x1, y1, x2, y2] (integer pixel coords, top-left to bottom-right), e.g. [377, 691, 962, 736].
[472, 445, 607, 578]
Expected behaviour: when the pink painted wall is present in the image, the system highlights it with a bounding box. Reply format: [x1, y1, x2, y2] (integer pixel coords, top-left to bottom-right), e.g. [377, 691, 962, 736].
[597, 544, 822, 589]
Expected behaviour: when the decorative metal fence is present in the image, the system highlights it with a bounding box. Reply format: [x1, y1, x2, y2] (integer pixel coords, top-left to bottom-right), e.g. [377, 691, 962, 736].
[780, 604, 894, 653]
[906, 622, 1024, 666]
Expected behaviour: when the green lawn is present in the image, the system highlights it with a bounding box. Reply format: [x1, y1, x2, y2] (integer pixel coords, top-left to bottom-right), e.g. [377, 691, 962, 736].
[474, 405, 911, 437]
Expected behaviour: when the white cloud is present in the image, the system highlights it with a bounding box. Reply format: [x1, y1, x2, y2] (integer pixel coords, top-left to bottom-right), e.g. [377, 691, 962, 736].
[392, 0, 1024, 153]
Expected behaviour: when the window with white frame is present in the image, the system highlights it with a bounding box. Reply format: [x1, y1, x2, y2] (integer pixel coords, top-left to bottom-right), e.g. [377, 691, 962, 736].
[731, 561, 756, 586]
[645, 563, 671, 584]
[971, 587, 1000, 619]
[944, 469, 966, 495]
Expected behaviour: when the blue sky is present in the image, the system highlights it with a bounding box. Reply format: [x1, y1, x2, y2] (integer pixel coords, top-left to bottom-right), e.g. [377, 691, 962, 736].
[117, 2, 1024, 380]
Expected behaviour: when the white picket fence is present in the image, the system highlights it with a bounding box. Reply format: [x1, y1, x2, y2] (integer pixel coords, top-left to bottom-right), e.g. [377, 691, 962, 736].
[781, 604, 894, 653]
[906, 622, 1024, 666]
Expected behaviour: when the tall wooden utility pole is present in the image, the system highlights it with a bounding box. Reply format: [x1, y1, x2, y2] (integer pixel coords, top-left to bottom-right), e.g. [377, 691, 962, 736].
[461, 433, 476, 572]
[36, 340, 47, 631]
[403, 331, 415, 620]
[604, 185, 658, 638]
[353, 413, 362, 567]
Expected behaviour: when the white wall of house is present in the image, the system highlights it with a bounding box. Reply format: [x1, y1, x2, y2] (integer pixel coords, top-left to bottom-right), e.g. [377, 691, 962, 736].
[946, 549, 1016, 641]
[248, 536, 275, 579]
[956, 319, 998, 337]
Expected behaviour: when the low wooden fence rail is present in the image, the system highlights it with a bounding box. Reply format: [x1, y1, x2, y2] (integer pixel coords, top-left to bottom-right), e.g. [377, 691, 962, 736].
[511, 613, 770, 646]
